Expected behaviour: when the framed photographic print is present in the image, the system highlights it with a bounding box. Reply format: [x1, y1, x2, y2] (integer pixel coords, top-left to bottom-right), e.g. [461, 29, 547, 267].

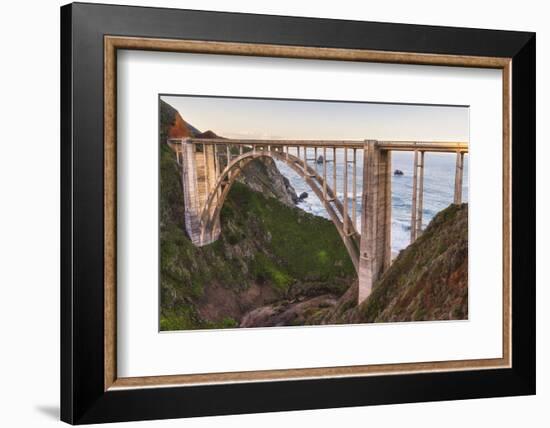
[60, 2, 535, 424]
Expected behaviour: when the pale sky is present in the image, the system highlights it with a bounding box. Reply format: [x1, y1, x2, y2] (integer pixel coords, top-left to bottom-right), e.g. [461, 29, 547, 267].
[161, 95, 469, 142]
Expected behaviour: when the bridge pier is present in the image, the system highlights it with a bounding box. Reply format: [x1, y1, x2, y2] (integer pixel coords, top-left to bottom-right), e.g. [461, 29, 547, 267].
[343, 147, 349, 234]
[332, 147, 337, 201]
[358, 140, 392, 304]
[454, 152, 464, 204]
[410, 150, 425, 242]
[180, 139, 220, 246]
[180, 139, 201, 245]
[203, 144, 216, 195]
[352, 148, 357, 230]
[416, 151, 425, 238]
[322, 147, 327, 199]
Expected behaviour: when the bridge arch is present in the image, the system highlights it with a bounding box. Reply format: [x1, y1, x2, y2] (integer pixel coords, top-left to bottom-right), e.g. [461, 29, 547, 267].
[199, 148, 360, 271]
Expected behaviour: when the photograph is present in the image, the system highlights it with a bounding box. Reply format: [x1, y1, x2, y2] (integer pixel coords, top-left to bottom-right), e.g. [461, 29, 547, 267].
[52, 1, 535, 424]
[159, 95, 469, 331]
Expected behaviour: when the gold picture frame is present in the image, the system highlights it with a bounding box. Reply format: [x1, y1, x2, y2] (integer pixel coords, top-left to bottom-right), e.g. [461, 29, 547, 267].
[103, 36, 512, 391]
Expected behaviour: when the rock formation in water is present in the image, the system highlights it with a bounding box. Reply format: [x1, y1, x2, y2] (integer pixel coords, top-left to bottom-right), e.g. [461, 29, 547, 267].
[236, 158, 298, 207]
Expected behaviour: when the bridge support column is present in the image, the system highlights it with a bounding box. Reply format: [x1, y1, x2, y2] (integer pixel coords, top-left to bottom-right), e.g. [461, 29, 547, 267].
[181, 139, 220, 246]
[411, 150, 425, 242]
[454, 152, 464, 204]
[416, 151, 425, 238]
[343, 147, 348, 234]
[358, 141, 392, 304]
[204, 144, 216, 194]
[181, 139, 202, 245]
[352, 148, 357, 230]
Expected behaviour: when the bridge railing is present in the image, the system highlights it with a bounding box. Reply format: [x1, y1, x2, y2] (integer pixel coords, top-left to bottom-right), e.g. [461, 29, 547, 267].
[169, 137, 468, 243]
[177, 137, 467, 151]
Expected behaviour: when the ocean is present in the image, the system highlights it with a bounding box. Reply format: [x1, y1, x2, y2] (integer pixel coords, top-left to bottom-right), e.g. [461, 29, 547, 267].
[275, 149, 469, 253]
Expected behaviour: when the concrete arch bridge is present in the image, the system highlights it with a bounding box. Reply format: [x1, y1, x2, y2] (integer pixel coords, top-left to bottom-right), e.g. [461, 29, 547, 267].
[168, 138, 468, 303]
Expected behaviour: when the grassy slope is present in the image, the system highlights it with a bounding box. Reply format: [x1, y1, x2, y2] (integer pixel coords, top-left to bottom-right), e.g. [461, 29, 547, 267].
[225, 181, 355, 290]
[159, 102, 355, 330]
[360, 203, 468, 322]
[326, 203, 468, 324]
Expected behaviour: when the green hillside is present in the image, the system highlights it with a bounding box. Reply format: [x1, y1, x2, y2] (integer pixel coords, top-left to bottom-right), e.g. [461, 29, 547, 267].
[323, 203, 468, 324]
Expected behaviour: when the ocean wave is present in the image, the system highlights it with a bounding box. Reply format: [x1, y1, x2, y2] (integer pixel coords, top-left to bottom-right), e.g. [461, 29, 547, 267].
[334, 191, 363, 199]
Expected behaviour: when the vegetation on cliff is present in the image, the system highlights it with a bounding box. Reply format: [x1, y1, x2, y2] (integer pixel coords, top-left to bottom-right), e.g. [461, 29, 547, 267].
[323, 203, 468, 324]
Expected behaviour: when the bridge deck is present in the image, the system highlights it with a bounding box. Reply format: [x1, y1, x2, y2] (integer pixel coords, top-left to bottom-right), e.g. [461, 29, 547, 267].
[178, 138, 469, 153]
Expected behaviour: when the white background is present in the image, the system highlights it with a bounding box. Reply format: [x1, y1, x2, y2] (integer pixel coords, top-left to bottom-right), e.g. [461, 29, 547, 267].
[0, 0, 546, 427]
[118, 51, 502, 377]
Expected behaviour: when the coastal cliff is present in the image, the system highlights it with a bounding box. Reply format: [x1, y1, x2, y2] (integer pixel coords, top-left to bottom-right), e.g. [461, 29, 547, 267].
[324, 203, 469, 324]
